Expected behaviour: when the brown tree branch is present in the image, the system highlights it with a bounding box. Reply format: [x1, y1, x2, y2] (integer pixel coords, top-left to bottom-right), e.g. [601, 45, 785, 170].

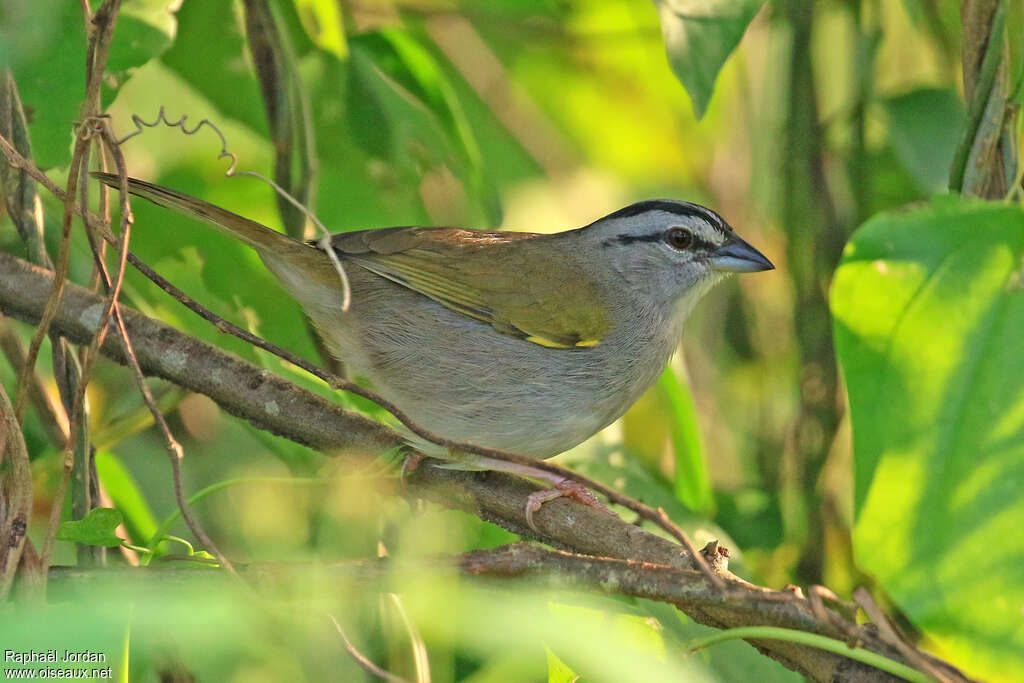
[0, 248, 971, 682]
[46, 545, 974, 682]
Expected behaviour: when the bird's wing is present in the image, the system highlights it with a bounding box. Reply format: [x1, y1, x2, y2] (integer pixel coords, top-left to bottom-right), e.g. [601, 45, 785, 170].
[325, 227, 611, 349]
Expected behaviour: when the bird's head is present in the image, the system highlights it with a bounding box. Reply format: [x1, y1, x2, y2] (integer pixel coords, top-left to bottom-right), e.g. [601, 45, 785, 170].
[578, 200, 773, 314]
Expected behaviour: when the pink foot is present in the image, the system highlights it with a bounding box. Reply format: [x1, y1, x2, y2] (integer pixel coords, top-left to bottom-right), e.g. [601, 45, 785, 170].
[400, 451, 426, 492]
[525, 478, 615, 531]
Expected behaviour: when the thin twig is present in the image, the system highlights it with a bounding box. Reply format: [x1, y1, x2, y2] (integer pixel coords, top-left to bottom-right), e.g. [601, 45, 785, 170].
[0, 322, 69, 449]
[94, 126, 236, 576]
[328, 614, 411, 683]
[67, 138, 100, 564]
[115, 107, 352, 310]
[38, 0, 124, 573]
[853, 588, 952, 683]
[13, 136, 86, 424]
[0, 379, 33, 599]
[36, 137, 90, 569]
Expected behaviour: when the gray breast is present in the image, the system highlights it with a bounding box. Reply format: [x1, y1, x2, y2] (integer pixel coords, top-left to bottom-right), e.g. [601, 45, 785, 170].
[268, 258, 682, 459]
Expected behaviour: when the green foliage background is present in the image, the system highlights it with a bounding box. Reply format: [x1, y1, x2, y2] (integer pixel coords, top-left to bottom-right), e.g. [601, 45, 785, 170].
[1, 0, 1021, 681]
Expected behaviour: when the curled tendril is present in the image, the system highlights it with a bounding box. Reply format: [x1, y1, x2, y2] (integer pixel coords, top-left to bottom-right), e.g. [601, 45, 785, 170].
[114, 106, 351, 311]
[74, 114, 110, 140]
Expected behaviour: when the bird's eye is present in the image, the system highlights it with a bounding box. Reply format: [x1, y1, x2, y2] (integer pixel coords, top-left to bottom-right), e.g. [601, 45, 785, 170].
[664, 227, 693, 250]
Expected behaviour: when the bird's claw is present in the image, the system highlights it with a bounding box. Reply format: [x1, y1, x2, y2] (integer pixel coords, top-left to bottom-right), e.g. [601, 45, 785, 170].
[524, 478, 615, 531]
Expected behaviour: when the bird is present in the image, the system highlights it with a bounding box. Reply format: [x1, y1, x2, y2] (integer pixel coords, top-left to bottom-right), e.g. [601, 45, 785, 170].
[93, 172, 773, 525]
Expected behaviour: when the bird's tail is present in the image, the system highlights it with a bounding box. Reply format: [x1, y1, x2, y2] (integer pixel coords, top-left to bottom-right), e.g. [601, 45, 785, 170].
[91, 172, 324, 270]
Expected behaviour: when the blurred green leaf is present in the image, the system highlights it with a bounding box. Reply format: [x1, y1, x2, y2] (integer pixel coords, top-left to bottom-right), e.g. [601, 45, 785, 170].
[545, 646, 578, 683]
[658, 367, 714, 515]
[713, 487, 783, 551]
[832, 196, 1024, 680]
[105, 0, 179, 79]
[653, 0, 764, 119]
[347, 32, 495, 225]
[1, 0, 177, 167]
[160, 0, 268, 135]
[293, 0, 347, 59]
[375, 27, 500, 223]
[883, 88, 965, 193]
[57, 507, 125, 547]
[3, 1, 84, 167]
[95, 451, 160, 547]
[642, 600, 801, 682]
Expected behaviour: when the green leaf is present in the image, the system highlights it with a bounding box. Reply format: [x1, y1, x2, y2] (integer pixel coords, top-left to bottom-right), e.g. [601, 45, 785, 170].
[882, 88, 965, 193]
[293, 0, 347, 59]
[105, 0, 179, 81]
[642, 600, 800, 682]
[831, 196, 1024, 680]
[3, 1, 85, 167]
[1, 0, 177, 167]
[159, 0, 268, 135]
[57, 507, 125, 547]
[545, 646, 579, 683]
[95, 451, 160, 547]
[347, 31, 497, 225]
[653, 0, 764, 119]
[658, 367, 714, 515]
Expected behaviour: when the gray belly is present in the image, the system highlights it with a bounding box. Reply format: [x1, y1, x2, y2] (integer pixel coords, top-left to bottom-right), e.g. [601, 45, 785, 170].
[269, 258, 678, 458]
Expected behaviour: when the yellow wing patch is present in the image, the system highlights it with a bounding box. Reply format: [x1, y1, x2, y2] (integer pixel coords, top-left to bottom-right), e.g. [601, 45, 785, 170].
[524, 336, 603, 349]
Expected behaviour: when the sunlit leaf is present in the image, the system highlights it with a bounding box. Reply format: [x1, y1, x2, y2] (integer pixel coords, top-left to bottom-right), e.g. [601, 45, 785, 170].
[653, 0, 764, 119]
[57, 507, 125, 547]
[658, 367, 714, 515]
[545, 646, 579, 683]
[832, 196, 1024, 680]
[293, 0, 347, 59]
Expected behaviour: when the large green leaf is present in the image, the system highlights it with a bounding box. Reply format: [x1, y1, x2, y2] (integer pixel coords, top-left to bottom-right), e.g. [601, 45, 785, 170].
[653, 0, 764, 119]
[831, 197, 1024, 680]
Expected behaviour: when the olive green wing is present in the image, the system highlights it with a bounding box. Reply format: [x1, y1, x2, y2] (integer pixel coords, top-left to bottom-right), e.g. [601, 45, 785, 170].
[327, 227, 611, 349]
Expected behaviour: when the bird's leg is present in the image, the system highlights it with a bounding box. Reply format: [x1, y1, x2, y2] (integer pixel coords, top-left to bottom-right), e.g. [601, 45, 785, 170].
[460, 454, 616, 531]
[400, 451, 426, 492]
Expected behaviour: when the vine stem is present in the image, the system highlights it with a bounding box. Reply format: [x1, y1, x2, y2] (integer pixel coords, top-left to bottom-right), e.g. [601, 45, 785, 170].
[684, 627, 934, 683]
[949, 0, 1007, 192]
